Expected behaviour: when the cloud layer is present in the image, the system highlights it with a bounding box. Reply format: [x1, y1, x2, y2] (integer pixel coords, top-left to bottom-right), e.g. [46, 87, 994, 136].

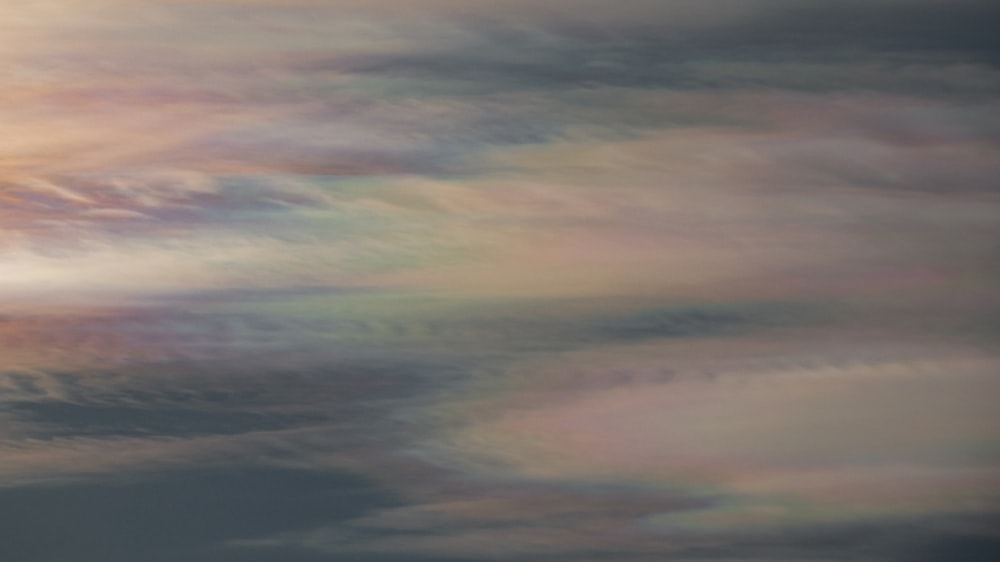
[2, 0, 999, 560]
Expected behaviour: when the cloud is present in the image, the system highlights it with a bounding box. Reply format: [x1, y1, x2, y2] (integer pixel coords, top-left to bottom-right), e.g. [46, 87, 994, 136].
[5, 401, 324, 439]
[595, 302, 815, 341]
[0, 466, 393, 562]
[6, 0, 998, 310]
[2, 0, 998, 560]
[430, 341, 1000, 520]
[907, 533, 1000, 562]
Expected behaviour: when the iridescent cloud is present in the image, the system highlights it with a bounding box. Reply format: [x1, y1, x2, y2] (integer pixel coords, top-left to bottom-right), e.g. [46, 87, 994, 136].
[2, 1, 999, 561]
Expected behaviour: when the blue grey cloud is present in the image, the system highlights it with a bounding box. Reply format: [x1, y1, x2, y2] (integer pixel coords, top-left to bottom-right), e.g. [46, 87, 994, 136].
[0, 466, 393, 562]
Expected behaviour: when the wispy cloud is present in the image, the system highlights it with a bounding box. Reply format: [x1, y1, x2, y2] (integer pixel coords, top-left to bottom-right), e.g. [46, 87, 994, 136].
[2, 0, 998, 560]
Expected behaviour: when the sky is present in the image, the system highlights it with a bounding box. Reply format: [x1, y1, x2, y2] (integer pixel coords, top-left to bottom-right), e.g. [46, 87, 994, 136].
[1, 1, 999, 560]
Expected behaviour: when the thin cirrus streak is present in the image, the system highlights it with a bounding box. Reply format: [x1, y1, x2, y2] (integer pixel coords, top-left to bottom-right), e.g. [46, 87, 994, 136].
[1, 1, 999, 561]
